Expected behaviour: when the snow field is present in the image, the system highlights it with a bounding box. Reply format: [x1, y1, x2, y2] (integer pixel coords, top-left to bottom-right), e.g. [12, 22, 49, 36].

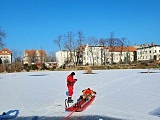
[0, 69, 160, 120]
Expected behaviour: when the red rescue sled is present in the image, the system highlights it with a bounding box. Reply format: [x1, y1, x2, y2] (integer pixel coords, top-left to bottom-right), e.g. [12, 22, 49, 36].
[65, 95, 95, 112]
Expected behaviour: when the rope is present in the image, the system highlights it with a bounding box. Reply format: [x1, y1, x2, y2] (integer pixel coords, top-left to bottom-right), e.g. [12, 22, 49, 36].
[64, 110, 75, 120]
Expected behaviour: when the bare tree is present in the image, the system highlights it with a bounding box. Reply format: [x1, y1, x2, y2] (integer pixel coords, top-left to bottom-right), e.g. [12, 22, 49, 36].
[46, 51, 55, 62]
[53, 35, 62, 51]
[99, 38, 107, 65]
[106, 32, 119, 65]
[117, 37, 126, 64]
[0, 27, 6, 49]
[0, 28, 6, 72]
[53, 35, 64, 68]
[64, 32, 76, 67]
[12, 49, 23, 62]
[54, 31, 85, 67]
[76, 31, 85, 66]
[39, 50, 46, 66]
[10, 49, 23, 72]
[126, 39, 131, 64]
[88, 37, 99, 66]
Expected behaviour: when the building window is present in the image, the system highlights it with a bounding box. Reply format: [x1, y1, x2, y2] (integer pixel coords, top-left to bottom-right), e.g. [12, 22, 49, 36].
[150, 55, 152, 59]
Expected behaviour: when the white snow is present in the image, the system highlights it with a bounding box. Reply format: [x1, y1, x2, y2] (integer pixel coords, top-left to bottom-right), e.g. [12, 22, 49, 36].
[0, 69, 160, 120]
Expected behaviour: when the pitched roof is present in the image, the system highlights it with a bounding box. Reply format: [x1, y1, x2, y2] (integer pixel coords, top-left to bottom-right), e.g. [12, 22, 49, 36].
[0, 48, 12, 55]
[78, 45, 137, 52]
[106, 46, 137, 52]
[24, 50, 46, 56]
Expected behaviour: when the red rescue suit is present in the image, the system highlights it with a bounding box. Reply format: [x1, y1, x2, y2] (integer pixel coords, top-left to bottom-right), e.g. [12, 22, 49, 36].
[82, 88, 96, 100]
[67, 74, 76, 97]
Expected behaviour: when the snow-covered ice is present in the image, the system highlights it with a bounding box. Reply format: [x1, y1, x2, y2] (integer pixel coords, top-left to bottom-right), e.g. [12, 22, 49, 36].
[0, 69, 160, 120]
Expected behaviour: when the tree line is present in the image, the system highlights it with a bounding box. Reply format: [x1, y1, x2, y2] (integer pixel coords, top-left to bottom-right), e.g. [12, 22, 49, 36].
[0, 27, 132, 72]
[53, 31, 130, 66]
[0, 27, 57, 72]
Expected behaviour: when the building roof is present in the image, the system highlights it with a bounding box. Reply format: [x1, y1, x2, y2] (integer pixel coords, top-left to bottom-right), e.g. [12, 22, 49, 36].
[78, 45, 136, 52]
[0, 48, 12, 55]
[137, 44, 160, 49]
[24, 50, 46, 56]
[106, 46, 137, 52]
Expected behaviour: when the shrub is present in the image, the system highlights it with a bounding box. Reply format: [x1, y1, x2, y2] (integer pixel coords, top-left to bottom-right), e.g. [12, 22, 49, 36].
[85, 66, 92, 74]
[31, 64, 38, 70]
[0, 64, 6, 73]
[50, 66, 56, 71]
[23, 64, 31, 72]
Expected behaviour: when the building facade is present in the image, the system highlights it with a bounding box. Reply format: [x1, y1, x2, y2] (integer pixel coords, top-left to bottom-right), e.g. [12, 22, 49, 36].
[56, 50, 76, 67]
[56, 44, 137, 66]
[82, 44, 108, 65]
[106, 46, 137, 64]
[0, 48, 12, 64]
[82, 45, 136, 65]
[137, 44, 160, 61]
[23, 50, 46, 65]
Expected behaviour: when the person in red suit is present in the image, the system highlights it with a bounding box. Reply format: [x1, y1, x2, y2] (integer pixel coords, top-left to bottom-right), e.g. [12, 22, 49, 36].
[67, 72, 77, 103]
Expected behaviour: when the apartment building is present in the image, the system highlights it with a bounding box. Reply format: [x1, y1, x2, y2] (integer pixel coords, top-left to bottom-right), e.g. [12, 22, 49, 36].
[23, 50, 46, 65]
[0, 48, 12, 64]
[56, 44, 137, 66]
[106, 46, 137, 64]
[137, 44, 160, 61]
[82, 45, 137, 65]
[82, 44, 108, 65]
[56, 50, 76, 67]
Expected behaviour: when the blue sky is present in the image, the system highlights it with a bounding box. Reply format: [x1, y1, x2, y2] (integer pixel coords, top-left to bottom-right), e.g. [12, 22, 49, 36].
[0, 0, 160, 54]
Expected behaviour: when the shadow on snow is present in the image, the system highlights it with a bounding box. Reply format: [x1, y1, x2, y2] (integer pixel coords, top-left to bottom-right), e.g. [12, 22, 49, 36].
[29, 74, 49, 76]
[12, 115, 122, 120]
[149, 106, 160, 117]
[82, 73, 98, 74]
[139, 72, 160, 74]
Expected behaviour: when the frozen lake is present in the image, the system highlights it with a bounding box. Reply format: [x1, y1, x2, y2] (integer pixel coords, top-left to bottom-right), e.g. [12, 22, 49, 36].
[0, 69, 160, 120]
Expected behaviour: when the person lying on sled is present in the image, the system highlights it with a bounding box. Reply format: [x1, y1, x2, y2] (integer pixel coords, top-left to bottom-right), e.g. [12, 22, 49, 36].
[78, 88, 96, 101]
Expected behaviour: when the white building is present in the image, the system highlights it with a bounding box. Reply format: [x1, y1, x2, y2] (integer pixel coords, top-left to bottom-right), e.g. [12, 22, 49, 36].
[56, 45, 137, 66]
[82, 45, 137, 65]
[106, 46, 137, 64]
[137, 45, 160, 61]
[82, 44, 108, 65]
[0, 48, 12, 64]
[56, 50, 76, 67]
